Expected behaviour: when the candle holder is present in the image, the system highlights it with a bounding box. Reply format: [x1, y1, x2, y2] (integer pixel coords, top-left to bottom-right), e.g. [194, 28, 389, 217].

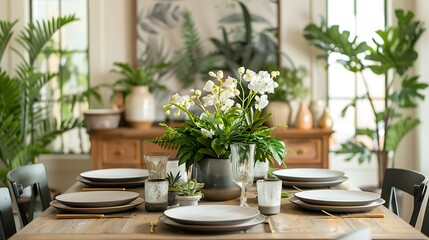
[144, 153, 169, 179]
[257, 179, 282, 215]
[144, 179, 168, 212]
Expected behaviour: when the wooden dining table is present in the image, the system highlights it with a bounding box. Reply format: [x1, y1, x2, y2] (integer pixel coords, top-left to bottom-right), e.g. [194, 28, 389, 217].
[10, 181, 428, 240]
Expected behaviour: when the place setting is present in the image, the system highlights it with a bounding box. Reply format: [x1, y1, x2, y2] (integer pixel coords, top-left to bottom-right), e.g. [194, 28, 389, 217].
[158, 205, 265, 232]
[289, 189, 385, 213]
[273, 168, 348, 188]
[77, 168, 149, 188]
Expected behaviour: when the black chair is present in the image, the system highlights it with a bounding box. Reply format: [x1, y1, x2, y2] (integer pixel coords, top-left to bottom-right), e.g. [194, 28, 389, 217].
[0, 187, 16, 240]
[7, 163, 51, 227]
[380, 168, 427, 227]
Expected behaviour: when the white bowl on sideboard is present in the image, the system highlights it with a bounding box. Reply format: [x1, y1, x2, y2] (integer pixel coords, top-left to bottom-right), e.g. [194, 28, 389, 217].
[83, 109, 122, 130]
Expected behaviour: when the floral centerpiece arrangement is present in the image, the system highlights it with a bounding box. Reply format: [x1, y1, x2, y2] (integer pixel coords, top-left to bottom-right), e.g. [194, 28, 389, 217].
[151, 67, 288, 169]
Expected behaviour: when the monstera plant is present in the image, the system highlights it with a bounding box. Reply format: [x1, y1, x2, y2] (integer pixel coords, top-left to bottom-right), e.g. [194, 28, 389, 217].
[0, 16, 80, 185]
[304, 10, 427, 187]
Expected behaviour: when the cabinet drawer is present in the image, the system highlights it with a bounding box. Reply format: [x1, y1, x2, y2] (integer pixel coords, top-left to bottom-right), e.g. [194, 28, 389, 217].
[284, 139, 321, 164]
[101, 139, 141, 165]
[142, 143, 178, 159]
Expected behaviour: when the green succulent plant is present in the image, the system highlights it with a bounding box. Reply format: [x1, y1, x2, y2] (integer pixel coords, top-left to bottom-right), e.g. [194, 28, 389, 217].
[167, 171, 181, 191]
[175, 179, 204, 197]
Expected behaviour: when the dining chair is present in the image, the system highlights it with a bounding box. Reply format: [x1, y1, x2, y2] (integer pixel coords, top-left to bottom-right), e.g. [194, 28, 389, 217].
[7, 163, 51, 227]
[380, 168, 428, 227]
[337, 227, 371, 240]
[0, 187, 16, 240]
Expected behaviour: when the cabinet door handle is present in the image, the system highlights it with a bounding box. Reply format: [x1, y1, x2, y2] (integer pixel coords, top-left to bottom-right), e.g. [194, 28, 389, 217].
[296, 149, 304, 154]
[115, 149, 125, 155]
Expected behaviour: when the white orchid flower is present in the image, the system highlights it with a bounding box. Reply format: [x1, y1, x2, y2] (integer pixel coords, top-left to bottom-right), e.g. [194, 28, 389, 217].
[201, 128, 215, 139]
[223, 76, 237, 91]
[220, 89, 235, 101]
[203, 80, 216, 93]
[255, 94, 269, 110]
[208, 71, 216, 77]
[243, 69, 256, 82]
[202, 94, 218, 107]
[221, 99, 235, 111]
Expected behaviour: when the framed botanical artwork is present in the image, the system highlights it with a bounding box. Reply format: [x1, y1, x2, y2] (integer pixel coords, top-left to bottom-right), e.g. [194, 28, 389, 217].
[136, 0, 279, 94]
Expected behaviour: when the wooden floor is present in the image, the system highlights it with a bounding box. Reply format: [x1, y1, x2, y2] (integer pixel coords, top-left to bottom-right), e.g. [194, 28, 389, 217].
[10, 182, 428, 240]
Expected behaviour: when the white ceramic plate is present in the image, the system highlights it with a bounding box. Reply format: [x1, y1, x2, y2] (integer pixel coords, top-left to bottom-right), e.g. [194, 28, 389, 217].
[294, 190, 380, 206]
[55, 191, 139, 208]
[289, 197, 385, 213]
[50, 197, 144, 214]
[77, 176, 146, 188]
[282, 177, 348, 188]
[159, 214, 265, 232]
[273, 168, 345, 182]
[80, 168, 149, 182]
[163, 205, 260, 225]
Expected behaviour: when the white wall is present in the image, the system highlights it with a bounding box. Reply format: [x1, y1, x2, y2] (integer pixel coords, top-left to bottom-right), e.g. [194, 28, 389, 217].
[88, 0, 136, 107]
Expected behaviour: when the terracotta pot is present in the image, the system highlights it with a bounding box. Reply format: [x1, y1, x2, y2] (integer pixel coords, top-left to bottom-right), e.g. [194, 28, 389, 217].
[265, 101, 291, 127]
[295, 102, 313, 129]
[191, 158, 240, 201]
[125, 86, 155, 129]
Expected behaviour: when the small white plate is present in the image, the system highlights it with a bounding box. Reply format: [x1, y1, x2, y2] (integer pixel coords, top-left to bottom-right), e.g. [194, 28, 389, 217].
[273, 168, 345, 182]
[56, 191, 139, 208]
[163, 205, 260, 225]
[159, 214, 265, 232]
[80, 168, 149, 182]
[77, 176, 146, 188]
[282, 177, 348, 188]
[295, 190, 380, 206]
[289, 197, 385, 212]
[50, 197, 144, 214]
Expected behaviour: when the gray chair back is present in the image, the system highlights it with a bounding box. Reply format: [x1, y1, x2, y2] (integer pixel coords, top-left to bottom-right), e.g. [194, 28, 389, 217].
[7, 163, 51, 227]
[380, 168, 427, 227]
[0, 187, 16, 240]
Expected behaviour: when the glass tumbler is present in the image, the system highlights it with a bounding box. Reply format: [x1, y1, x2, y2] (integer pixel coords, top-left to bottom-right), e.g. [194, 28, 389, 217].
[144, 153, 169, 179]
[145, 179, 168, 212]
[256, 179, 282, 215]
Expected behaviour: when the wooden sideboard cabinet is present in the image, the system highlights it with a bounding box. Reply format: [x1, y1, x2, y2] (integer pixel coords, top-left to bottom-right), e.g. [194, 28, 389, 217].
[88, 128, 332, 169]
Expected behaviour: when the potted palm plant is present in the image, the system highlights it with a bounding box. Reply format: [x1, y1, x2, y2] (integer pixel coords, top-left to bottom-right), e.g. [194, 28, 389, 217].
[304, 9, 427, 187]
[0, 16, 80, 185]
[175, 179, 204, 206]
[167, 171, 181, 206]
[110, 62, 167, 129]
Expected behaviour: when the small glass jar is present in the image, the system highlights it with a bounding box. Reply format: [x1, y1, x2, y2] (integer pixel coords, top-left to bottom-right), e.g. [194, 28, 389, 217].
[144, 153, 169, 179]
[254, 160, 269, 181]
[144, 179, 168, 212]
[256, 179, 282, 215]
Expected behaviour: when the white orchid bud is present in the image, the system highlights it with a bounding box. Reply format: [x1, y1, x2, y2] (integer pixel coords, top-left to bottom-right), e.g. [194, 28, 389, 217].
[165, 110, 171, 115]
[174, 110, 181, 117]
[195, 90, 201, 97]
[238, 67, 245, 75]
[216, 70, 223, 79]
[209, 71, 216, 77]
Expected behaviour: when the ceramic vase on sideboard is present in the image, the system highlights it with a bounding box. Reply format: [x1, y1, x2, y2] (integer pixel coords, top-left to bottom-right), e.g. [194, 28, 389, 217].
[265, 101, 291, 127]
[295, 102, 313, 129]
[125, 86, 155, 129]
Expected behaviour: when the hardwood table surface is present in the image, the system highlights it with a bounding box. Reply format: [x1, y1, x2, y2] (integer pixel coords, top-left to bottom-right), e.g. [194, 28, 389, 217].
[10, 181, 428, 240]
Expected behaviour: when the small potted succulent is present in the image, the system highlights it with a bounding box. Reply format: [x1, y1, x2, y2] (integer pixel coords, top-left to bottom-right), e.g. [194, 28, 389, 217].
[175, 179, 204, 206]
[167, 171, 181, 206]
[256, 171, 283, 215]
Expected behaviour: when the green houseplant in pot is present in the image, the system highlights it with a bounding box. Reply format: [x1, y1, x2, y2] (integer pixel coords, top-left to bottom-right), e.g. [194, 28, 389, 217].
[167, 171, 181, 206]
[110, 62, 167, 129]
[304, 10, 427, 187]
[0, 16, 81, 185]
[262, 61, 309, 127]
[150, 67, 289, 201]
[175, 179, 204, 206]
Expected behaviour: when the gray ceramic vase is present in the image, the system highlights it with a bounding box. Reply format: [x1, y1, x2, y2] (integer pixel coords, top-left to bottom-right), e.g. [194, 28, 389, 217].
[191, 158, 241, 201]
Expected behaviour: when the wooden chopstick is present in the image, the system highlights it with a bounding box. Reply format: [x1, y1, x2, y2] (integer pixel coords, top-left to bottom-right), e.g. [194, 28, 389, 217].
[81, 188, 127, 191]
[56, 213, 132, 219]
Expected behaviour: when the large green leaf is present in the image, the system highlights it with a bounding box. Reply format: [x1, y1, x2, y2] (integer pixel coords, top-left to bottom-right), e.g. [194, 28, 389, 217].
[0, 20, 18, 63]
[389, 75, 428, 107]
[385, 117, 420, 152]
[336, 141, 372, 164]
